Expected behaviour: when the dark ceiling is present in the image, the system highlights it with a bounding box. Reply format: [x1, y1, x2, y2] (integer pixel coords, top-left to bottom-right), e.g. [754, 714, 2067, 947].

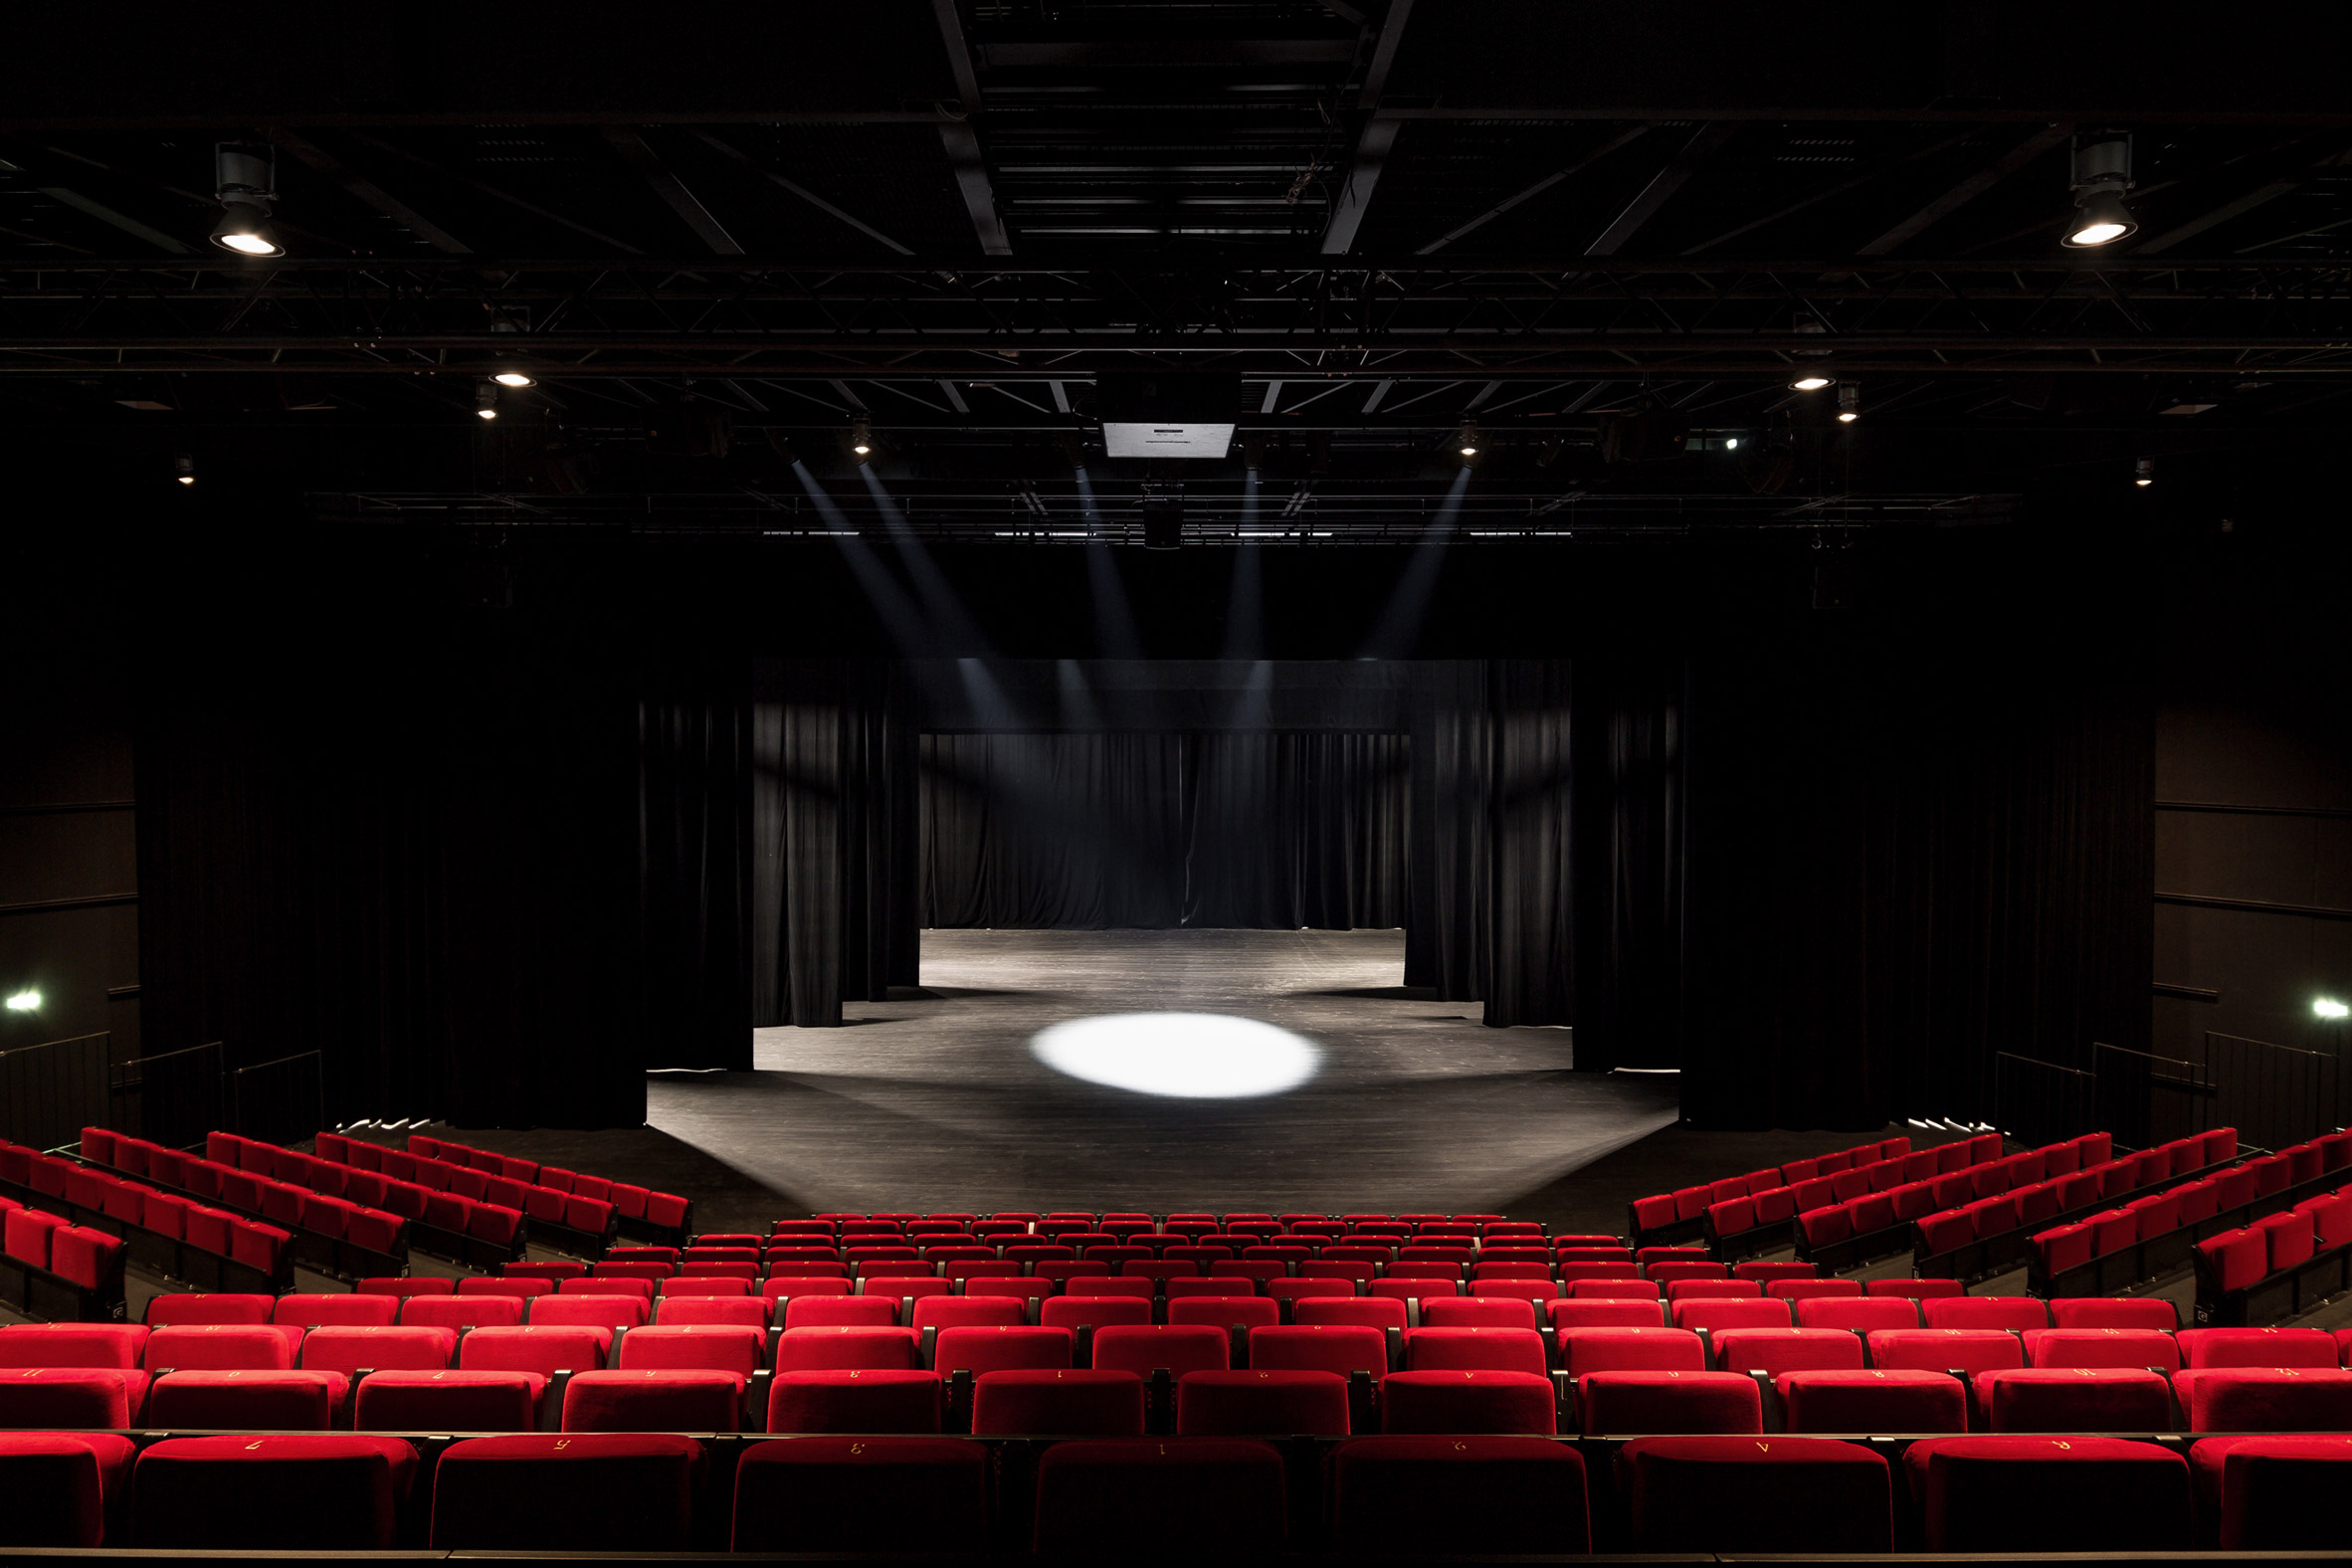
[3, 2, 2348, 540]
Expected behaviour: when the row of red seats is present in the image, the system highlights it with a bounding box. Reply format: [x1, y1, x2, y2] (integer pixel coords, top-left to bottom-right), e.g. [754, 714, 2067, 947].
[2044, 1154, 2348, 1284]
[2195, 1171, 2352, 1299]
[1795, 1129, 2169, 1256]
[76, 1128, 406, 1261]
[7, 1138, 292, 1279]
[0, 1197, 120, 1293]
[175, 1130, 520, 1255]
[1630, 1131, 1945, 1241]
[1913, 1126, 2258, 1262]
[8, 1427, 2345, 1555]
[396, 1131, 688, 1234]
[773, 1216, 1553, 1243]
[308, 1132, 618, 1242]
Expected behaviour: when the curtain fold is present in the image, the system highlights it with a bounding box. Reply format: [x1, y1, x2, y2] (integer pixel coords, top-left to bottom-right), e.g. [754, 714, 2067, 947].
[1482, 661, 1576, 1027]
[1571, 655, 1686, 1070]
[749, 660, 919, 1028]
[917, 730, 1408, 930]
[638, 674, 751, 1071]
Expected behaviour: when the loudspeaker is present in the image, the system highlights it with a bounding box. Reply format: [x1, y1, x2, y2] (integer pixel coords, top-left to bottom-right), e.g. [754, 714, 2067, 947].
[1141, 493, 1183, 550]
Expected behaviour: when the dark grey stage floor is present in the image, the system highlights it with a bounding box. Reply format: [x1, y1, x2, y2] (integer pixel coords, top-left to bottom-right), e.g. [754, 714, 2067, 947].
[434, 929, 1913, 1239]
[650, 929, 1677, 1227]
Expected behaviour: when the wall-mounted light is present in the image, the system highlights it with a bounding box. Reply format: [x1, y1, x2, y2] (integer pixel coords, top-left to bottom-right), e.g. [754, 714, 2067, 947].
[2315, 998, 2348, 1020]
[3, 990, 39, 1013]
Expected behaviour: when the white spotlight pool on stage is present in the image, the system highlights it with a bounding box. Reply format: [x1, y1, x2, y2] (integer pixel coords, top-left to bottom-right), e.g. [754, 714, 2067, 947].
[1031, 1012, 1322, 1099]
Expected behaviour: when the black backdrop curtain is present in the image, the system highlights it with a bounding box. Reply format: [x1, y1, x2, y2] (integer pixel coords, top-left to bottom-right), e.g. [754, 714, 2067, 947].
[138, 605, 649, 1130]
[1571, 655, 1686, 1069]
[919, 730, 1408, 929]
[1678, 635, 2153, 1130]
[638, 660, 751, 1071]
[748, 659, 919, 1028]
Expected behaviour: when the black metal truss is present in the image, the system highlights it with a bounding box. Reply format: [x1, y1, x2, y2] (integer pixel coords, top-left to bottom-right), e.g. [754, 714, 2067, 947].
[5, 258, 2352, 382]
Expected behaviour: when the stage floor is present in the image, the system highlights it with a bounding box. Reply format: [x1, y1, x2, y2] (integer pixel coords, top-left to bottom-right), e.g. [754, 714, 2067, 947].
[646, 928, 1680, 1219]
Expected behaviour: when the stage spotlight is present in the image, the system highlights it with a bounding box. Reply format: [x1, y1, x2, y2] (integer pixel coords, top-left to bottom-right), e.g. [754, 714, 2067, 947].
[492, 370, 536, 389]
[209, 143, 283, 256]
[1455, 422, 1479, 459]
[173, 455, 195, 487]
[850, 418, 874, 459]
[1241, 431, 1267, 473]
[3, 989, 38, 1013]
[2135, 457, 2154, 487]
[475, 383, 499, 421]
[1141, 488, 1184, 550]
[1789, 374, 1833, 392]
[2063, 133, 2138, 248]
[768, 430, 801, 466]
[2316, 998, 2349, 1020]
[1031, 1012, 1321, 1098]
[1837, 385, 1861, 423]
[1725, 437, 1741, 449]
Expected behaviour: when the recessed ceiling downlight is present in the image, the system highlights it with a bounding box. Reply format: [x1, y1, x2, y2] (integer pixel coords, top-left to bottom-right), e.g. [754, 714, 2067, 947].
[1030, 1012, 1322, 1099]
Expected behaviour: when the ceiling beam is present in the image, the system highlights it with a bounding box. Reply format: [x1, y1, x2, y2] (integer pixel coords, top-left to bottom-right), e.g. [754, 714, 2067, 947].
[689, 131, 913, 256]
[929, 0, 1012, 256]
[1319, 0, 1417, 256]
[348, 132, 644, 254]
[1856, 123, 2068, 256]
[1586, 121, 1734, 256]
[1418, 125, 1649, 255]
[604, 128, 742, 255]
[34, 186, 189, 254]
[271, 129, 471, 254]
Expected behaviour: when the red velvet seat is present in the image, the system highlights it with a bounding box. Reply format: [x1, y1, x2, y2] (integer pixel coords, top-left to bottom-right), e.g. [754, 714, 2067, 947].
[1090, 1324, 1227, 1378]
[459, 1276, 551, 1298]
[1032, 1438, 1284, 1554]
[1246, 1324, 1387, 1380]
[2023, 1327, 2180, 1372]
[147, 1371, 344, 1430]
[1779, 1368, 1966, 1433]
[561, 1369, 744, 1432]
[532, 1293, 653, 1330]
[615, 1324, 763, 1375]
[774, 1327, 922, 1372]
[0, 1323, 146, 1372]
[2175, 1368, 2352, 1433]
[1418, 1296, 1532, 1329]
[1380, 1370, 1555, 1434]
[1176, 1369, 1349, 1435]
[1711, 1327, 1865, 1376]
[1619, 1435, 1893, 1552]
[2052, 1296, 2178, 1330]
[1548, 1299, 1665, 1330]
[1333, 1435, 1587, 1555]
[1904, 1435, 2190, 1551]
[1864, 1277, 1964, 1299]
[131, 1435, 415, 1549]
[1864, 1329, 2024, 1374]
[456, 1325, 610, 1375]
[730, 1435, 981, 1553]
[1975, 1367, 2174, 1431]
[353, 1371, 541, 1431]
[2178, 1327, 2339, 1369]
[784, 1295, 896, 1329]
[357, 1275, 455, 1298]
[142, 1324, 294, 1371]
[1670, 1298, 1791, 1333]
[932, 1325, 1071, 1376]
[402, 1295, 524, 1330]
[1581, 1370, 1761, 1435]
[430, 1433, 701, 1550]
[1401, 1326, 1547, 1376]
[1796, 1296, 1918, 1330]
[0, 1433, 132, 1546]
[1922, 1295, 2049, 1332]
[1556, 1326, 1704, 1380]
[1039, 1295, 1152, 1332]
[145, 1293, 272, 1326]
[299, 1325, 457, 1375]
[766, 1370, 942, 1434]
[972, 1369, 1144, 1436]
[2190, 1435, 2352, 1549]
[910, 1296, 1027, 1332]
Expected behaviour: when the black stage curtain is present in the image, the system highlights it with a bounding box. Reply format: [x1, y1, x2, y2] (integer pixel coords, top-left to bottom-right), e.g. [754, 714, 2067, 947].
[1484, 662, 1577, 1027]
[919, 730, 1409, 930]
[138, 613, 648, 1130]
[1406, 663, 1490, 1000]
[1571, 655, 1686, 1070]
[1678, 637, 2153, 1130]
[638, 665, 752, 1071]
[749, 660, 919, 1028]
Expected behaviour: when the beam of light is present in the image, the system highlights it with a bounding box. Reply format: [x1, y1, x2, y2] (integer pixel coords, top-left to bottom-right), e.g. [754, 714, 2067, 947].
[794, 462, 938, 659]
[862, 465, 994, 656]
[1057, 658, 1105, 730]
[1357, 465, 1473, 659]
[1031, 1012, 1322, 1098]
[1219, 468, 1265, 663]
[1074, 465, 1148, 663]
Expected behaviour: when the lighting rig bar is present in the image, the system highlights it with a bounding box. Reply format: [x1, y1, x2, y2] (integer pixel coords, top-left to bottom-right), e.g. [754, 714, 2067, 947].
[2, 259, 2351, 379]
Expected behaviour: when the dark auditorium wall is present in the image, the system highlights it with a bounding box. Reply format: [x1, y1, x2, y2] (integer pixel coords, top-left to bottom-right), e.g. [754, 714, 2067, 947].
[2150, 533, 2352, 1145]
[0, 568, 142, 1074]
